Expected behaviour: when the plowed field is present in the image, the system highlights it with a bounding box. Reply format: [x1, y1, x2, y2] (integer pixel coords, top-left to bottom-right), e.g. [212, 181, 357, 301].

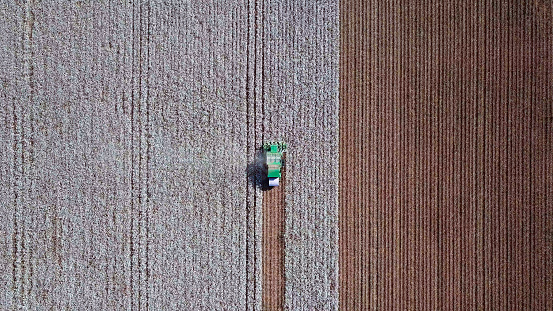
[340, 0, 553, 310]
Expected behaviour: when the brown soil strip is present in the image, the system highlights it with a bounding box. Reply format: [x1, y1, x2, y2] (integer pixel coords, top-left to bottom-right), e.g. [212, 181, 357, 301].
[340, 0, 553, 310]
[263, 163, 285, 310]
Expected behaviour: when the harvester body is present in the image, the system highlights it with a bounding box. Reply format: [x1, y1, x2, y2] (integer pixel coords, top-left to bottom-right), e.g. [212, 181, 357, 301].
[263, 142, 287, 187]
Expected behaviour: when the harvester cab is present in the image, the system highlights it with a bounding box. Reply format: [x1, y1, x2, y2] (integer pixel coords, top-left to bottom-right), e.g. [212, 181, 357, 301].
[263, 142, 287, 187]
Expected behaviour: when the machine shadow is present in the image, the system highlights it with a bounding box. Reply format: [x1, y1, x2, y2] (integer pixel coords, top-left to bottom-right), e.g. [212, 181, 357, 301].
[246, 148, 273, 191]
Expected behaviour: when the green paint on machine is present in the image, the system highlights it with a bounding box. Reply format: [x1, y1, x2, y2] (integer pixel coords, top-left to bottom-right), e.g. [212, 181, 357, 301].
[263, 142, 287, 187]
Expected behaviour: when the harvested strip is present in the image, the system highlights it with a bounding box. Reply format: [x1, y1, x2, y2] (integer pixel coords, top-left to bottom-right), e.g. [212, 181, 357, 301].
[263, 164, 285, 310]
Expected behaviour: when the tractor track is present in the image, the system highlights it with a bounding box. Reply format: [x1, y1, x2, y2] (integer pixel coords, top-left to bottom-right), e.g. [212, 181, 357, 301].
[262, 160, 285, 310]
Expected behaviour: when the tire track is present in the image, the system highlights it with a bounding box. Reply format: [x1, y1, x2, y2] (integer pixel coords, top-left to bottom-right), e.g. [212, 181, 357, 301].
[262, 158, 285, 310]
[129, 1, 136, 308]
[246, 0, 264, 308]
[11, 1, 35, 307]
[130, 1, 150, 309]
[145, 3, 151, 310]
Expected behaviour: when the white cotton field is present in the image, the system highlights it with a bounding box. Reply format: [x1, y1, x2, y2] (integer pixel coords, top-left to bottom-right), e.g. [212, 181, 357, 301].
[0, 1, 339, 310]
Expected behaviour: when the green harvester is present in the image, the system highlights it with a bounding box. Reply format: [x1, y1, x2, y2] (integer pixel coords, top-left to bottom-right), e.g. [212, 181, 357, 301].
[263, 142, 287, 187]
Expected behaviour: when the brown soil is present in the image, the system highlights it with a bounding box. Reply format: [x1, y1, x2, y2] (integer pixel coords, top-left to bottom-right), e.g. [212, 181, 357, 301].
[340, 0, 553, 310]
[263, 164, 286, 310]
